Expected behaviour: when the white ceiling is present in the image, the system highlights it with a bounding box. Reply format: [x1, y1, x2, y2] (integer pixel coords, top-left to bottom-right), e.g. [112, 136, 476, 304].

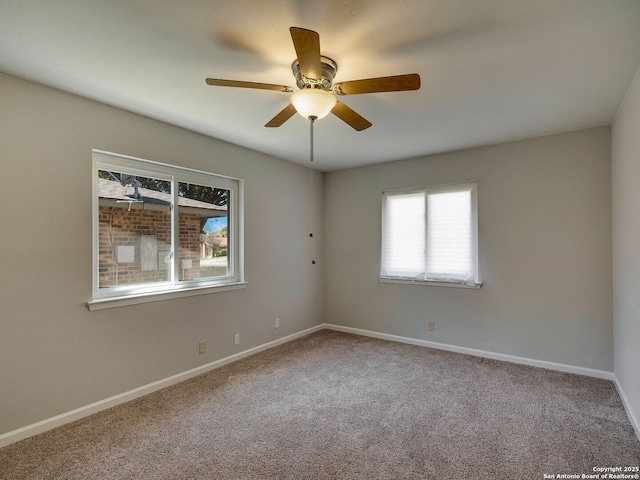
[1, 1, 640, 171]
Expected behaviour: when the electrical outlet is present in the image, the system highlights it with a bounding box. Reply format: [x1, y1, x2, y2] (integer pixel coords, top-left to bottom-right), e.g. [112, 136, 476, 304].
[275, 318, 280, 329]
[427, 321, 435, 332]
[234, 334, 240, 346]
[198, 341, 206, 354]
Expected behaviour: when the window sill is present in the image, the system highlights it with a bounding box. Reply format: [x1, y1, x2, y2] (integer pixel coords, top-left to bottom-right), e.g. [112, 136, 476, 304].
[87, 282, 247, 311]
[379, 277, 482, 289]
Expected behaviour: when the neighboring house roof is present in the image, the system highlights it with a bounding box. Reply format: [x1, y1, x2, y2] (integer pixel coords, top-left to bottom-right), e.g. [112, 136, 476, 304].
[209, 237, 228, 249]
[98, 178, 226, 212]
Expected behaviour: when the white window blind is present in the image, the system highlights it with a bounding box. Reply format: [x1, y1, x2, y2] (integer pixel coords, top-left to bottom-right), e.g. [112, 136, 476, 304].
[381, 191, 425, 278]
[380, 183, 479, 286]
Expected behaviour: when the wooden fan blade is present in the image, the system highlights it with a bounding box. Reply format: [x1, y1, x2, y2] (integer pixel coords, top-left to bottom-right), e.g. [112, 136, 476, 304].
[331, 101, 372, 131]
[206, 78, 293, 92]
[333, 74, 421, 95]
[290, 27, 322, 79]
[265, 104, 297, 128]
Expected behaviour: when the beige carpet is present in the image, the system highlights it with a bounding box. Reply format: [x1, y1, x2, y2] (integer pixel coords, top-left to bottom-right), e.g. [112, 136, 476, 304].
[1, 330, 639, 479]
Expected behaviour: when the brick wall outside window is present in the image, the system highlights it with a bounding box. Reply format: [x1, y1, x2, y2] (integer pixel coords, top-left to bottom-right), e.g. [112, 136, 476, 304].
[98, 206, 206, 287]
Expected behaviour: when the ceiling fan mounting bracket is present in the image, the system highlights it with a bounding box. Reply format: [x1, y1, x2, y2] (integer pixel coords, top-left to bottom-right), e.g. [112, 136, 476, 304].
[292, 56, 337, 91]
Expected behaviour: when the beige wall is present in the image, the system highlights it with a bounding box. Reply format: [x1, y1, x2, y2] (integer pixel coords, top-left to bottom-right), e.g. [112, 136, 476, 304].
[0, 69, 622, 439]
[612, 66, 640, 430]
[324, 128, 613, 370]
[0, 72, 324, 434]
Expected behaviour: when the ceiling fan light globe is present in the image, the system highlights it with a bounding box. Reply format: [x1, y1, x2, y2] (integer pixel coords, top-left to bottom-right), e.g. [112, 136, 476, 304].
[290, 88, 337, 120]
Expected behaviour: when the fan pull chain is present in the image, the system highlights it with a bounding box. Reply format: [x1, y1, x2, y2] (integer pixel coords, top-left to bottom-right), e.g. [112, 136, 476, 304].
[309, 115, 317, 264]
[309, 115, 316, 163]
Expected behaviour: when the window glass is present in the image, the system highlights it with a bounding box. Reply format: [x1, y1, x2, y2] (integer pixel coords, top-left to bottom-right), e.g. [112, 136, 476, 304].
[380, 191, 425, 277]
[177, 182, 230, 281]
[92, 150, 243, 303]
[426, 190, 473, 279]
[98, 170, 172, 289]
[381, 183, 479, 286]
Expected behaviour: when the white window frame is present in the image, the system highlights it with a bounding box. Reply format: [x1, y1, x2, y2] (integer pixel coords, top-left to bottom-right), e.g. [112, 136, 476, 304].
[380, 182, 481, 289]
[88, 150, 245, 310]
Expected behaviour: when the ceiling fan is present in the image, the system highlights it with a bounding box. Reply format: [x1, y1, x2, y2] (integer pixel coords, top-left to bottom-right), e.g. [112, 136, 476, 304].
[205, 27, 421, 131]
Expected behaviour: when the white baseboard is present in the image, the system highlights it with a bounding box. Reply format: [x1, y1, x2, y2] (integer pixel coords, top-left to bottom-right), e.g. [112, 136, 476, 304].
[613, 376, 640, 442]
[2, 323, 632, 449]
[323, 324, 615, 380]
[329, 323, 638, 441]
[0, 325, 324, 449]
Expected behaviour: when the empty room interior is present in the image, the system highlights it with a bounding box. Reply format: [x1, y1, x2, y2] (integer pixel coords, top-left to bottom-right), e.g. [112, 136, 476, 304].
[1, 1, 640, 478]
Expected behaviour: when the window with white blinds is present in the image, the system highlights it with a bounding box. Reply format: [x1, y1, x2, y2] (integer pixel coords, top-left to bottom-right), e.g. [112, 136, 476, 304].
[380, 182, 479, 287]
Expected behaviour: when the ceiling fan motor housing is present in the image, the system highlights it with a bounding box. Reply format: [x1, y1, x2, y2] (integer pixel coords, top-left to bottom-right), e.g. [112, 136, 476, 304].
[292, 56, 337, 90]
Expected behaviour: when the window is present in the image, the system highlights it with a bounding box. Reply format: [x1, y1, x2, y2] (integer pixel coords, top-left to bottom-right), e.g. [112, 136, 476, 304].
[90, 150, 244, 308]
[380, 182, 480, 288]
